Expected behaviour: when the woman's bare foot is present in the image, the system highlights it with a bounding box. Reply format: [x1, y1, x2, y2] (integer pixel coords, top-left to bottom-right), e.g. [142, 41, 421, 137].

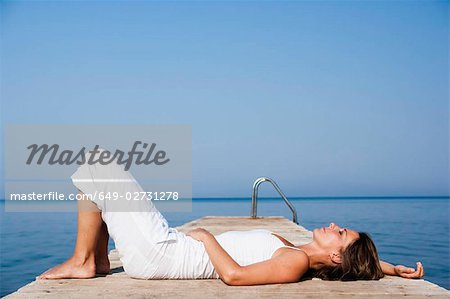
[95, 255, 111, 274]
[37, 256, 96, 280]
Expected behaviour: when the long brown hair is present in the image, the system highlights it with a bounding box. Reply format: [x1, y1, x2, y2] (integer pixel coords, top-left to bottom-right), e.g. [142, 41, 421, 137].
[305, 232, 384, 281]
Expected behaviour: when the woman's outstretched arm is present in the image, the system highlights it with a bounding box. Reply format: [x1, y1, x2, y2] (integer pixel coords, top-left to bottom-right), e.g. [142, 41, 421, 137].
[380, 260, 424, 278]
[187, 228, 309, 285]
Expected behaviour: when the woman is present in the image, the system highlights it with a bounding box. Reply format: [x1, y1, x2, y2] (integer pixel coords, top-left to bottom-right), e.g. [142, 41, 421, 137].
[38, 161, 424, 285]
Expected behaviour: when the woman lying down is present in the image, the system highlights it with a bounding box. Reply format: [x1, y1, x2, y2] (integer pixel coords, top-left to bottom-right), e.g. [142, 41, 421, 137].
[38, 162, 424, 285]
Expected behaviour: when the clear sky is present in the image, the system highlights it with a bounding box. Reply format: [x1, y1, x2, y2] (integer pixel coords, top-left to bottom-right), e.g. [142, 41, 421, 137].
[1, 1, 448, 197]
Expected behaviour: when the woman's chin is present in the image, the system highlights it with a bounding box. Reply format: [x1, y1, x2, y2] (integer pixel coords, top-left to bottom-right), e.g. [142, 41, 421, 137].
[312, 228, 320, 239]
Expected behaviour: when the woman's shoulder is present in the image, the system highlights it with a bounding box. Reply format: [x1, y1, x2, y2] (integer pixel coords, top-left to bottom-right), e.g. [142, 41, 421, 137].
[273, 246, 309, 263]
[272, 248, 310, 279]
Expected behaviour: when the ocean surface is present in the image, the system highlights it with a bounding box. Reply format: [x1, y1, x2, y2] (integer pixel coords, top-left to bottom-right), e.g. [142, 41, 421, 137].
[1, 197, 449, 296]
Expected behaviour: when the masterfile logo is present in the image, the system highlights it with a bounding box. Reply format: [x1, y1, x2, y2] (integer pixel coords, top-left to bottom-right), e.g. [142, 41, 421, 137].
[26, 142, 170, 171]
[5, 125, 192, 212]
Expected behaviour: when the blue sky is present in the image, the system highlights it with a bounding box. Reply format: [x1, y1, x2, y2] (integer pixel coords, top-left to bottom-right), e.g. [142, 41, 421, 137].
[1, 1, 448, 197]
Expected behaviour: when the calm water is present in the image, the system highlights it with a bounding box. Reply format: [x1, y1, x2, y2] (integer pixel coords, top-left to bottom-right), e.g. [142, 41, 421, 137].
[1, 197, 449, 296]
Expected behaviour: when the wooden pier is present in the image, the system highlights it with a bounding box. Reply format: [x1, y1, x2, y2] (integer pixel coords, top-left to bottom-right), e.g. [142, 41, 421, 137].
[6, 216, 450, 298]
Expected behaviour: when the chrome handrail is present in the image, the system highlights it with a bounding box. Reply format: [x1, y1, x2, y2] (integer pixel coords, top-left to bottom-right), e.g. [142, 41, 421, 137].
[251, 177, 299, 224]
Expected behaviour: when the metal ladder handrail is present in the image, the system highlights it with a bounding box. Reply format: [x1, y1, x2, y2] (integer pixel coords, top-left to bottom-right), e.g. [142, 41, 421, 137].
[251, 177, 299, 224]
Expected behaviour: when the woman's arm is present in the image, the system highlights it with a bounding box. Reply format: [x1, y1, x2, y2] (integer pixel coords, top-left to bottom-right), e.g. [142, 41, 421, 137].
[380, 260, 424, 278]
[187, 228, 309, 286]
[380, 260, 397, 276]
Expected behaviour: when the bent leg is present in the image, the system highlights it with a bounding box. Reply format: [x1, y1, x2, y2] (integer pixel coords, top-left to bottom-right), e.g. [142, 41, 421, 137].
[95, 222, 110, 274]
[38, 194, 104, 279]
[71, 159, 179, 279]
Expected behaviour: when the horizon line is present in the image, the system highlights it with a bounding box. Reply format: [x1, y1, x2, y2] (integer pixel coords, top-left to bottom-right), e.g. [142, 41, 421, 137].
[0, 196, 448, 202]
[192, 195, 450, 199]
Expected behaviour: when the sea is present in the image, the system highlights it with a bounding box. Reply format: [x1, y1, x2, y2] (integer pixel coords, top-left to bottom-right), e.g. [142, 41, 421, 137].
[1, 197, 449, 297]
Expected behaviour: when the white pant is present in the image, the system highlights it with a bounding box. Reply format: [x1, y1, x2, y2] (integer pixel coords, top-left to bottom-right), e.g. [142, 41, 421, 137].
[71, 161, 216, 279]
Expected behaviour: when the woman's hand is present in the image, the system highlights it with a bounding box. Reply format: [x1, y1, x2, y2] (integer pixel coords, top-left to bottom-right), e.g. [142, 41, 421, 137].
[394, 262, 424, 279]
[186, 227, 211, 242]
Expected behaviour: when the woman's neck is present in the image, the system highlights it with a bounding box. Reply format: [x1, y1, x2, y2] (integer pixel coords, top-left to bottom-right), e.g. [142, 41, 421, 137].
[297, 242, 328, 270]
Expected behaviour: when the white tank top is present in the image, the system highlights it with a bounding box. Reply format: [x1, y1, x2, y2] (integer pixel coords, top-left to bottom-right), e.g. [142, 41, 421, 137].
[214, 228, 302, 267]
[174, 228, 303, 279]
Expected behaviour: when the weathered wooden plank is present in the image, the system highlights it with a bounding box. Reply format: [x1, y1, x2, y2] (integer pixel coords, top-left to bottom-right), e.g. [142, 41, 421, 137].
[6, 216, 450, 298]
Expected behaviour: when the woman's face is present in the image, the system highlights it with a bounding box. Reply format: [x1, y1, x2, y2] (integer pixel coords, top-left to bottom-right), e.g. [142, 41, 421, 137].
[313, 223, 360, 254]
